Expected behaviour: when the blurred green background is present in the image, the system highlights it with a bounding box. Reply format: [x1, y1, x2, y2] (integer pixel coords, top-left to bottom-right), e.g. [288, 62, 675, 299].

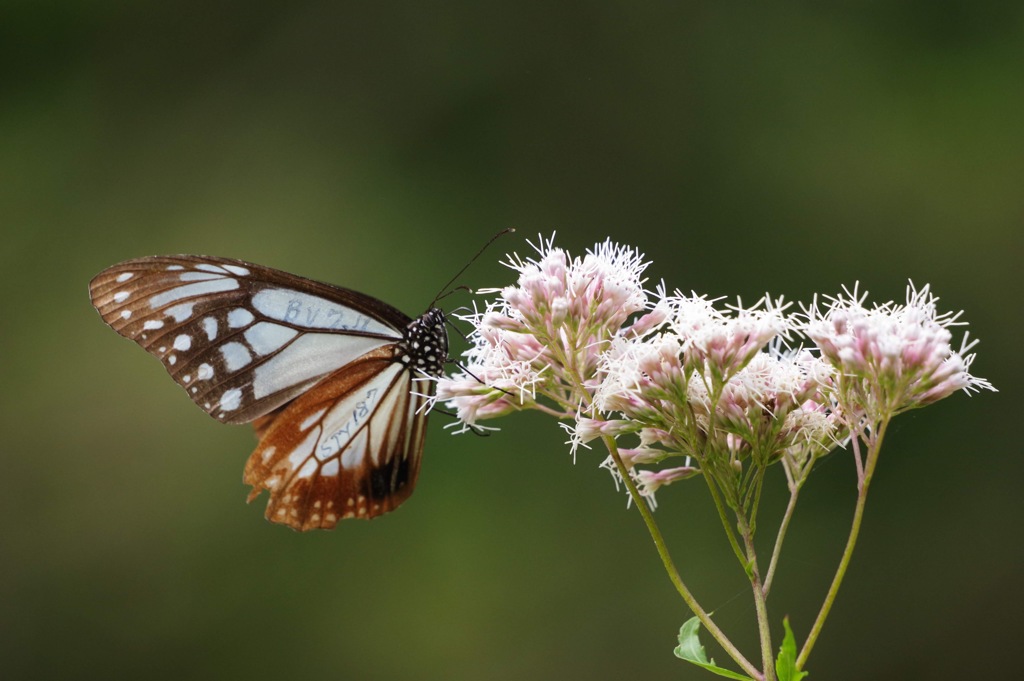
[3, 2, 1021, 679]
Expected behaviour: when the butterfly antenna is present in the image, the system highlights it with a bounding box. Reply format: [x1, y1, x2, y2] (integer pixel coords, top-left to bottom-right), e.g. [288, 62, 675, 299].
[434, 285, 473, 305]
[431, 228, 515, 308]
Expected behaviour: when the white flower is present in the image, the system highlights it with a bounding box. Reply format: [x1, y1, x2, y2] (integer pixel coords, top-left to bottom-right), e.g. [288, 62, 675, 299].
[594, 332, 686, 419]
[635, 466, 700, 499]
[439, 234, 657, 428]
[676, 293, 792, 383]
[802, 282, 995, 418]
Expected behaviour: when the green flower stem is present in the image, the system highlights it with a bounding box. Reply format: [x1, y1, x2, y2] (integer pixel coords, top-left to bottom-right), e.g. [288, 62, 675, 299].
[601, 436, 762, 681]
[533, 401, 574, 419]
[701, 469, 748, 569]
[796, 419, 889, 669]
[762, 486, 800, 598]
[736, 513, 776, 681]
[746, 468, 766, 523]
[699, 389, 749, 568]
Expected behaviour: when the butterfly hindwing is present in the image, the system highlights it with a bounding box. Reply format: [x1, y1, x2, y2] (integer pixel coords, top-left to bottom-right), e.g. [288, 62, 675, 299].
[243, 350, 432, 530]
[90, 255, 412, 425]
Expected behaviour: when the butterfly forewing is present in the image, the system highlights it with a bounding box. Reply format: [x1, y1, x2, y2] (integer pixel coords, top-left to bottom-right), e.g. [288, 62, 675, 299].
[90, 255, 447, 530]
[89, 256, 411, 424]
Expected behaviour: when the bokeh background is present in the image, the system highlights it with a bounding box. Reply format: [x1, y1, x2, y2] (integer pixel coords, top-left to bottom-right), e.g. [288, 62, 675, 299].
[3, 3, 1021, 680]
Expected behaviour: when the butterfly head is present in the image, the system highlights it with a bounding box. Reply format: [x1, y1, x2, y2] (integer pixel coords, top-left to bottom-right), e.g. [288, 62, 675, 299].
[401, 308, 448, 378]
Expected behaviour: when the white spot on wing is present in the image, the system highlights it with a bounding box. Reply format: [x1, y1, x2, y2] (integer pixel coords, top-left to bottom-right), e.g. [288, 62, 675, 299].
[300, 408, 328, 431]
[227, 308, 254, 328]
[370, 379, 405, 460]
[251, 336, 395, 399]
[261, 446, 277, 463]
[168, 355, 177, 365]
[321, 459, 339, 477]
[251, 288, 398, 334]
[143, 320, 164, 330]
[220, 342, 252, 370]
[341, 430, 368, 469]
[196, 263, 229, 274]
[166, 302, 196, 322]
[202, 317, 218, 341]
[120, 310, 132, 319]
[196, 363, 214, 380]
[219, 388, 242, 411]
[385, 398, 408, 465]
[114, 291, 130, 303]
[244, 322, 298, 355]
[116, 272, 134, 282]
[149, 278, 238, 308]
[288, 427, 321, 469]
[173, 334, 192, 351]
[180, 272, 224, 281]
[166, 265, 184, 270]
[223, 265, 250, 276]
[297, 459, 318, 479]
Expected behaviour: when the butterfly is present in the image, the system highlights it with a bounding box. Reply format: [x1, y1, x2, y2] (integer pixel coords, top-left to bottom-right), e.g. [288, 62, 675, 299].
[89, 255, 448, 531]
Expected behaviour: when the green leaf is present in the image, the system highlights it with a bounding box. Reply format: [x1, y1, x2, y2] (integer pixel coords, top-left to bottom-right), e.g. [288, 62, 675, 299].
[774, 617, 808, 681]
[674, 616, 755, 681]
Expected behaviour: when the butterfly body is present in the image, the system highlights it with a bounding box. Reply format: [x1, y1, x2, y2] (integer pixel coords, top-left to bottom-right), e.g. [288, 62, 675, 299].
[90, 255, 447, 530]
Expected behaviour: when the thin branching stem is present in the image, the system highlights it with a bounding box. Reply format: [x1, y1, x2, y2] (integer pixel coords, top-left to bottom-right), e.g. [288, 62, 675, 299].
[602, 436, 762, 680]
[701, 468, 748, 568]
[763, 485, 800, 598]
[796, 419, 889, 669]
[746, 468, 766, 528]
[736, 512, 776, 681]
[529, 400, 573, 419]
[550, 337, 762, 676]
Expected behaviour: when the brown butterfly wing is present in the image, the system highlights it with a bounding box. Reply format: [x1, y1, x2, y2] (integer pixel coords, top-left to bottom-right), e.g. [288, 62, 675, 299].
[243, 348, 433, 531]
[89, 255, 410, 425]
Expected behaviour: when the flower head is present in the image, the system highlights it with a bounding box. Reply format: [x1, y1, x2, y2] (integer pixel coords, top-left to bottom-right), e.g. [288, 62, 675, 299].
[437, 235, 655, 427]
[802, 282, 995, 419]
[594, 332, 687, 425]
[664, 291, 793, 383]
[688, 346, 838, 457]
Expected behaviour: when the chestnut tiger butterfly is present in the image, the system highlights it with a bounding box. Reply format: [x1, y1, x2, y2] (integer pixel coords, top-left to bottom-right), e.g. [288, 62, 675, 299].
[89, 236, 505, 531]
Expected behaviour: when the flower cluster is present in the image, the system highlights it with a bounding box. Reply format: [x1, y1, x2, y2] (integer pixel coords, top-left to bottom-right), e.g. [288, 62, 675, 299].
[582, 292, 843, 503]
[802, 283, 995, 423]
[437, 235, 653, 428]
[438, 237, 994, 506]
